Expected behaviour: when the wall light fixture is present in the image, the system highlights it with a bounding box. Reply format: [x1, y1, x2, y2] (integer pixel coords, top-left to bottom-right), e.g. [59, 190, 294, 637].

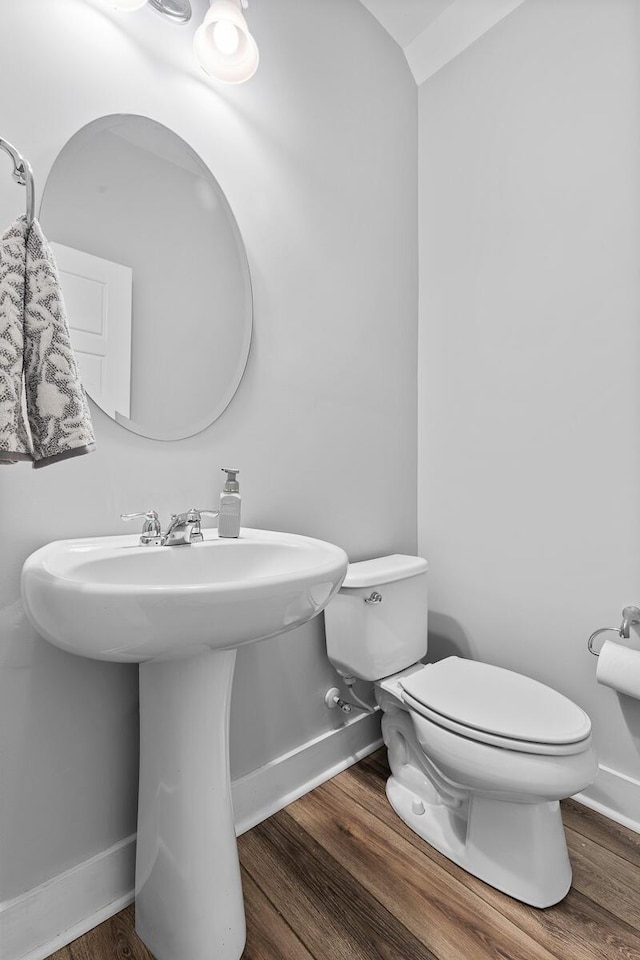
[107, 0, 259, 82]
[193, 1, 259, 84]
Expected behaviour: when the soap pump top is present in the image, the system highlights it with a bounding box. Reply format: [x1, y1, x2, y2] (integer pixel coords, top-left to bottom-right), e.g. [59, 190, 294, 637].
[222, 467, 240, 492]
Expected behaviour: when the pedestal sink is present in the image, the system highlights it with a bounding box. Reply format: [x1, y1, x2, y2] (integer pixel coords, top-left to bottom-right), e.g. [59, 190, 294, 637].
[21, 528, 348, 960]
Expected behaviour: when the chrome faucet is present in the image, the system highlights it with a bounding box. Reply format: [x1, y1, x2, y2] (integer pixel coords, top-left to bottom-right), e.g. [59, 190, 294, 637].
[161, 508, 219, 547]
[121, 508, 218, 546]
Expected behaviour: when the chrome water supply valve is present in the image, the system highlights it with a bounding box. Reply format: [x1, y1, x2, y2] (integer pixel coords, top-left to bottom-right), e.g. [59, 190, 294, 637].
[324, 687, 352, 713]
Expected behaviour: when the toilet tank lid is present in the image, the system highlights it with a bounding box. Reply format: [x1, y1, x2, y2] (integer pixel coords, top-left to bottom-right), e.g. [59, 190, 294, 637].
[342, 555, 428, 589]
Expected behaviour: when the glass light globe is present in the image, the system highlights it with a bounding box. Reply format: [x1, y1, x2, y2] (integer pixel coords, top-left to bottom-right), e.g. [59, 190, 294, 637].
[193, 2, 259, 84]
[212, 19, 240, 55]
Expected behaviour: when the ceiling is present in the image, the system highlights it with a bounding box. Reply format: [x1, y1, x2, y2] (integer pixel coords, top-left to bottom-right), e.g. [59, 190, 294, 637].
[358, 0, 528, 85]
[358, 0, 455, 49]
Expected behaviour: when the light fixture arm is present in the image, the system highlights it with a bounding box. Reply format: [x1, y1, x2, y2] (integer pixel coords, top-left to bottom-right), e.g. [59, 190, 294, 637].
[147, 0, 192, 23]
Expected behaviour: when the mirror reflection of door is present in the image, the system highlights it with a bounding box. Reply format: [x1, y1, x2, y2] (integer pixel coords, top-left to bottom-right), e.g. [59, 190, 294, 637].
[41, 115, 253, 441]
[51, 243, 133, 421]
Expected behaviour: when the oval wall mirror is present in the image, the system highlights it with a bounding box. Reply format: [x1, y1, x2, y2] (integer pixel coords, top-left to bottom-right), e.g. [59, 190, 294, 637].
[40, 115, 252, 441]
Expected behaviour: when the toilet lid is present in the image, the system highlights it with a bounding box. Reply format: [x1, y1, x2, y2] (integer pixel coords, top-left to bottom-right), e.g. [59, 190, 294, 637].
[400, 658, 591, 746]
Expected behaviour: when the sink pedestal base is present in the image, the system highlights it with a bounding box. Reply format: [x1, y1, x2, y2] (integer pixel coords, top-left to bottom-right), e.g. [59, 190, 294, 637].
[135, 648, 245, 960]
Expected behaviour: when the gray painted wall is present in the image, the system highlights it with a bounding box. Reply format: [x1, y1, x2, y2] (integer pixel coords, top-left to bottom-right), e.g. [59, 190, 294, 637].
[418, 0, 640, 812]
[0, 0, 417, 900]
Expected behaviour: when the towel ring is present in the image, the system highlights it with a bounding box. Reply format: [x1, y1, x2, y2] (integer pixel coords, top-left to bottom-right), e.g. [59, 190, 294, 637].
[587, 626, 620, 657]
[0, 136, 35, 224]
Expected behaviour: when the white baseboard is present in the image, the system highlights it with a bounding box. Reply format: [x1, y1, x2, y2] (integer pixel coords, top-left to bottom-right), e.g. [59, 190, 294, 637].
[232, 710, 383, 836]
[573, 762, 640, 835]
[0, 834, 136, 960]
[0, 712, 382, 960]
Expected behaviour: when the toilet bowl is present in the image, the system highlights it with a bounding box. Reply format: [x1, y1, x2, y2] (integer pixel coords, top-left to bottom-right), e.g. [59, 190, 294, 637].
[324, 555, 598, 908]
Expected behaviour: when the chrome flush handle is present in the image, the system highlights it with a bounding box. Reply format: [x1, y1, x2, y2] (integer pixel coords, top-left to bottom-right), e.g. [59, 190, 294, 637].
[364, 591, 383, 604]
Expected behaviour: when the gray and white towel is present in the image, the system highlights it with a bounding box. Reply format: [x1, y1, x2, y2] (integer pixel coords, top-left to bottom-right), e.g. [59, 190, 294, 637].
[0, 217, 32, 462]
[24, 219, 95, 467]
[0, 215, 95, 468]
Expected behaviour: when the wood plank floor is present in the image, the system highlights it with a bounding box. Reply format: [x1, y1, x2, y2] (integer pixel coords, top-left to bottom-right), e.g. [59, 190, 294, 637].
[48, 749, 640, 960]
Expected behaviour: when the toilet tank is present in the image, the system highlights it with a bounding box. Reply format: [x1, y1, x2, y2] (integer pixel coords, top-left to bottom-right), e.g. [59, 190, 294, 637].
[324, 555, 428, 681]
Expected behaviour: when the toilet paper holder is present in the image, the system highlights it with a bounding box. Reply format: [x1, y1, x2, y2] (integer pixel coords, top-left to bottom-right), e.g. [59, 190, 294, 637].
[588, 605, 640, 656]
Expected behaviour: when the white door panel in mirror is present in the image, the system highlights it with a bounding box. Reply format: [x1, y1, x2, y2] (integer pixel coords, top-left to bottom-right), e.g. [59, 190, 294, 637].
[51, 242, 132, 420]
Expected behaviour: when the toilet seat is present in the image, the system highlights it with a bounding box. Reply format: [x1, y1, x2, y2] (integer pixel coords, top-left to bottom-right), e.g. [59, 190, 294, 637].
[402, 691, 592, 756]
[399, 657, 592, 757]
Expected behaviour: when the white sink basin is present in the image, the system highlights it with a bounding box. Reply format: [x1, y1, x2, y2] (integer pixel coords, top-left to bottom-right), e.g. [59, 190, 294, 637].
[21, 527, 347, 662]
[21, 527, 348, 960]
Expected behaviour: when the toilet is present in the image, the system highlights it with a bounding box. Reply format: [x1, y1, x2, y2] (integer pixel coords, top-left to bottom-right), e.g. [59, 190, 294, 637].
[324, 555, 598, 908]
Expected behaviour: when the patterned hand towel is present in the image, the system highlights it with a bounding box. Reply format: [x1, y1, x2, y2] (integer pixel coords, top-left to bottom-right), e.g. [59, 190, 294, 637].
[0, 217, 32, 462]
[23, 219, 95, 468]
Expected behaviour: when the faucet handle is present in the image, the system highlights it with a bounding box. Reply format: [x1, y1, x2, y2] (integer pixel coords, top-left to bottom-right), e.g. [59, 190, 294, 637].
[121, 510, 162, 545]
[184, 508, 219, 543]
[191, 508, 219, 520]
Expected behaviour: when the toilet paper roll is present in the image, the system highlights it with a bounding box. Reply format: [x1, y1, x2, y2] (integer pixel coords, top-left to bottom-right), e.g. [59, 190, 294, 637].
[596, 640, 640, 699]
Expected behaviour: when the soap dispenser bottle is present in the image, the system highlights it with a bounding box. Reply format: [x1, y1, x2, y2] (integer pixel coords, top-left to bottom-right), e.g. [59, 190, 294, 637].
[218, 468, 241, 538]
